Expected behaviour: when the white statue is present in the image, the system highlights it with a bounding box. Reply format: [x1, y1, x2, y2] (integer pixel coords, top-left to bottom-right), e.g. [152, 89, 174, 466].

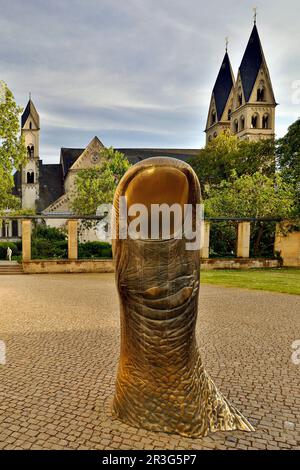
[6, 247, 12, 262]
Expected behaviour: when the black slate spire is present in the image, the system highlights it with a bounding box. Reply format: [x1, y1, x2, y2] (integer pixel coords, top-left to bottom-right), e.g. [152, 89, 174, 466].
[21, 98, 40, 128]
[212, 51, 234, 121]
[239, 25, 264, 102]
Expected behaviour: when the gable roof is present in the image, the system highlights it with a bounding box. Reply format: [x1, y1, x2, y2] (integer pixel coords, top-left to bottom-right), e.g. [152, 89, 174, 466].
[21, 99, 40, 128]
[117, 148, 199, 164]
[239, 25, 264, 102]
[212, 52, 234, 120]
[60, 147, 198, 175]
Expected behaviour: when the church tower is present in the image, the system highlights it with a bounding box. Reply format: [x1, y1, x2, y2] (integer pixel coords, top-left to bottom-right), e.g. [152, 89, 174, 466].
[230, 22, 277, 141]
[205, 48, 235, 144]
[21, 98, 40, 210]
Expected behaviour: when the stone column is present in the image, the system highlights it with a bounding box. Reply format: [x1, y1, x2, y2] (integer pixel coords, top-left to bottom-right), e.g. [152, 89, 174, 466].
[200, 221, 210, 259]
[22, 220, 31, 262]
[8, 221, 12, 238]
[68, 219, 78, 260]
[18, 220, 22, 238]
[237, 221, 250, 258]
[4, 221, 9, 238]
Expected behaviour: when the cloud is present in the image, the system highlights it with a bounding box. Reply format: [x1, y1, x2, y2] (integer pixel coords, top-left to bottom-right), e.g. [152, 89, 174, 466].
[0, 0, 299, 163]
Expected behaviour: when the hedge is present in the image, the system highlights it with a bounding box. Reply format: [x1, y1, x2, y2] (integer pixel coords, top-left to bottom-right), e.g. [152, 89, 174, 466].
[31, 239, 68, 260]
[78, 241, 112, 259]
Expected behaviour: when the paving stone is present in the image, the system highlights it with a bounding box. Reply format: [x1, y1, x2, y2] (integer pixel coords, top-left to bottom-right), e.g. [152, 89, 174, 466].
[0, 274, 299, 450]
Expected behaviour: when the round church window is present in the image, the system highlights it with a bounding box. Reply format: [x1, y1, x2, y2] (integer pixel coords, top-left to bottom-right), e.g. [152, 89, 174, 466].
[91, 153, 100, 164]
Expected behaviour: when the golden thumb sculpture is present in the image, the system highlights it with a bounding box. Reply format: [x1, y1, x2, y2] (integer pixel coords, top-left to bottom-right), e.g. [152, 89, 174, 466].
[112, 157, 254, 437]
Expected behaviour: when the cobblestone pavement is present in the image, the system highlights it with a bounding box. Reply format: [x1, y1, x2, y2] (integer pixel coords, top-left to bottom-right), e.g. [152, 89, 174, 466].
[0, 273, 299, 450]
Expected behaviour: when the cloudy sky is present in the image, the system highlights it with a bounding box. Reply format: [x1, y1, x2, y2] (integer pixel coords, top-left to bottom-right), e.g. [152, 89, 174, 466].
[0, 0, 299, 163]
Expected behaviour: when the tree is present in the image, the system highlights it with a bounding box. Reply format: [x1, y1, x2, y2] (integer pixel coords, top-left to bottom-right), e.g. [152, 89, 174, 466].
[205, 171, 296, 257]
[71, 147, 130, 215]
[189, 132, 275, 193]
[277, 118, 300, 182]
[205, 171, 295, 219]
[0, 81, 27, 211]
[276, 118, 300, 214]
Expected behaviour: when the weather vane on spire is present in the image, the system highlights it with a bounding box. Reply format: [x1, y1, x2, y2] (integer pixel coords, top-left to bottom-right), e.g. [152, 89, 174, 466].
[253, 6, 257, 25]
[225, 37, 229, 52]
[29, 91, 32, 100]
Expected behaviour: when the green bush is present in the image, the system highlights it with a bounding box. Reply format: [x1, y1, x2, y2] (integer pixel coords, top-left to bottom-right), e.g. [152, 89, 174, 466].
[32, 224, 66, 241]
[78, 241, 112, 259]
[31, 239, 68, 259]
[0, 242, 19, 259]
[30, 224, 67, 259]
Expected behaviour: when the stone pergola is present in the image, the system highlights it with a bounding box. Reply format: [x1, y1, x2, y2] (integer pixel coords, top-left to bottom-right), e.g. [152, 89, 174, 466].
[18, 216, 281, 261]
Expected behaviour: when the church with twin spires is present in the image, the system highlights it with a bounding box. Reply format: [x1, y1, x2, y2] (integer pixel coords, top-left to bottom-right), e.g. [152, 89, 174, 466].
[205, 21, 277, 144]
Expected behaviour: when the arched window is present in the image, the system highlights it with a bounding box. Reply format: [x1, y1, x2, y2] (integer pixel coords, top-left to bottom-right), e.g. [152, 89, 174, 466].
[211, 110, 216, 125]
[27, 145, 34, 158]
[240, 115, 245, 130]
[213, 132, 217, 138]
[29, 121, 32, 129]
[27, 172, 34, 184]
[251, 113, 259, 129]
[257, 81, 265, 102]
[262, 114, 270, 129]
[208, 135, 212, 142]
[228, 108, 232, 120]
[234, 119, 238, 133]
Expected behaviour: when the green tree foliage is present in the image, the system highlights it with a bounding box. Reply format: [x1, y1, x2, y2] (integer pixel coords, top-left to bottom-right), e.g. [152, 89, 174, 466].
[205, 171, 295, 219]
[32, 224, 66, 241]
[277, 118, 300, 184]
[71, 147, 130, 215]
[189, 132, 275, 192]
[276, 118, 300, 215]
[0, 81, 27, 211]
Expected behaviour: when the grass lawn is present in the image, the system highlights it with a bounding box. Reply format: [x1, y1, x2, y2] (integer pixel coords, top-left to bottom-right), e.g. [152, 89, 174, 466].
[201, 268, 300, 295]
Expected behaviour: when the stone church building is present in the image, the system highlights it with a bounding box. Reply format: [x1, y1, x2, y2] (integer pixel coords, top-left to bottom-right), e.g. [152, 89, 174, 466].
[205, 23, 276, 144]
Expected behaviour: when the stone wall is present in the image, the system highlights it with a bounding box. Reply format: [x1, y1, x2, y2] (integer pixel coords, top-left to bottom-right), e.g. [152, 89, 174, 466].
[201, 258, 280, 270]
[23, 259, 114, 274]
[275, 227, 300, 267]
[22, 257, 281, 274]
